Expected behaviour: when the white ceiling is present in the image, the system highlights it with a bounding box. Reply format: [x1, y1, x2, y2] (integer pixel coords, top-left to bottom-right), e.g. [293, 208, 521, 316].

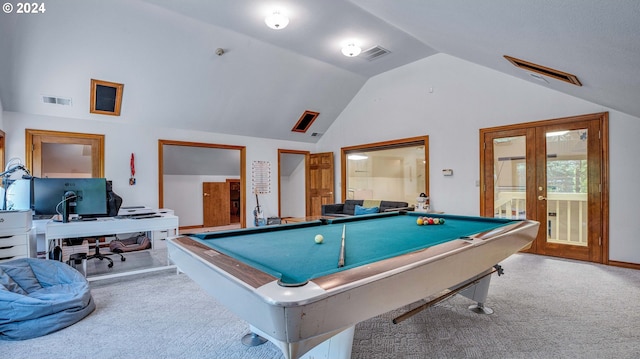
[2, 0, 639, 144]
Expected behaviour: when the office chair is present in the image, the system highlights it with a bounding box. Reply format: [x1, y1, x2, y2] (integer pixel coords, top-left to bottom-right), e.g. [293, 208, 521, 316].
[86, 236, 125, 268]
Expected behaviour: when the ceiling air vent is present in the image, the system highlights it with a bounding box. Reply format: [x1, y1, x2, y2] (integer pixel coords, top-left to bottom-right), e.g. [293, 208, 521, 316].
[504, 55, 582, 86]
[361, 45, 390, 61]
[42, 96, 73, 106]
[291, 110, 320, 133]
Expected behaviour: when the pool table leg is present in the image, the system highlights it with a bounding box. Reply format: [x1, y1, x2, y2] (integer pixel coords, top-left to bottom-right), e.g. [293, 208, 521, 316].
[459, 268, 494, 314]
[249, 324, 355, 359]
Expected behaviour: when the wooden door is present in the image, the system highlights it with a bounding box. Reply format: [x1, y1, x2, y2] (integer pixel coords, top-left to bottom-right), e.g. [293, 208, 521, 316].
[308, 152, 334, 216]
[480, 112, 608, 263]
[203, 182, 230, 227]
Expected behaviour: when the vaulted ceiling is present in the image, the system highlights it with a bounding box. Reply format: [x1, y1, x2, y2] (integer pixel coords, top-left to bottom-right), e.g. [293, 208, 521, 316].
[1, 0, 639, 143]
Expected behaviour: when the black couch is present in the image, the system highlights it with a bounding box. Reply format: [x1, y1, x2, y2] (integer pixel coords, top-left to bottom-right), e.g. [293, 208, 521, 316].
[321, 199, 411, 217]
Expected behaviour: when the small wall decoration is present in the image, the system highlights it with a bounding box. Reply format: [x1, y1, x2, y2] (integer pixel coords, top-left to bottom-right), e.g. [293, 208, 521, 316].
[90, 79, 124, 116]
[251, 160, 271, 194]
[129, 153, 136, 185]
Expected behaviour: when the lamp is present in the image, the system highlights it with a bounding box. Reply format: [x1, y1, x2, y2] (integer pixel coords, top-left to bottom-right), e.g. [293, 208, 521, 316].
[265, 10, 289, 30]
[341, 43, 361, 57]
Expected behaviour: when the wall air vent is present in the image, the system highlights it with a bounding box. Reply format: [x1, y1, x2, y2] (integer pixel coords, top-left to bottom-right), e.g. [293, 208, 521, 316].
[311, 132, 323, 137]
[504, 55, 581, 86]
[361, 45, 390, 61]
[291, 110, 320, 133]
[42, 96, 73, 106]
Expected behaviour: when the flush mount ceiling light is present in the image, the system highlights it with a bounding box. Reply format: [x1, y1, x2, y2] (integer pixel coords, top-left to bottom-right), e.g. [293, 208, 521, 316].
[341, 43, 362, 57]
[265, 10, 289, 30]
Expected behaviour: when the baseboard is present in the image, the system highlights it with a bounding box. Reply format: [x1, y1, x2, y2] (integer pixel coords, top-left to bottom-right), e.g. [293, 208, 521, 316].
[608, 260, 640, 270]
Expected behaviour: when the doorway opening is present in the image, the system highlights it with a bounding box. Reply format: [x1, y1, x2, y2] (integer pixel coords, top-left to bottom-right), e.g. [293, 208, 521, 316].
[278, 149, 309, 221]
[158, 140, 246, 232]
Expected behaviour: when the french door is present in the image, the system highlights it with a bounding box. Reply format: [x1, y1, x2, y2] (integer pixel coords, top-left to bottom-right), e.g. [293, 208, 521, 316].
[480, 113, 608, 263]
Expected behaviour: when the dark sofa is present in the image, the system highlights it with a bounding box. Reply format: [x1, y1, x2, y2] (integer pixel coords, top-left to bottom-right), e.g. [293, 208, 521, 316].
[321, 199, 411, 217]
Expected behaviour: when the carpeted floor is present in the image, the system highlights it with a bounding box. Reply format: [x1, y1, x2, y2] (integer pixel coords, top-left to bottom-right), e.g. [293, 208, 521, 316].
[1, 253, 639, 358]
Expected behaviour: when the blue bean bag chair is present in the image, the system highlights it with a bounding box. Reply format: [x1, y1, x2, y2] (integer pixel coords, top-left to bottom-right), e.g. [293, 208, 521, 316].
[0, 258, 96, 341]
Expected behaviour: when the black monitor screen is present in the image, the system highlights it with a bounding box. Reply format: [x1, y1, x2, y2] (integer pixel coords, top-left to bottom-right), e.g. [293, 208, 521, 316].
[32, 178, 108, 217]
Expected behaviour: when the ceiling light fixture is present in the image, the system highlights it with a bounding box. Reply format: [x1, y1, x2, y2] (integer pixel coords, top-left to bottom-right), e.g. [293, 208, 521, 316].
[347, 154, 368, 160]
[341, 43, 361, 57]
[265, 10, 289, 30]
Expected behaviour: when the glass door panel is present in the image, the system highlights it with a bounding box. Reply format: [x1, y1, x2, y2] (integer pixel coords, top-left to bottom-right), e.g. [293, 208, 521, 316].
[493, 136, 527, 219]
[544, 129, 589, 246]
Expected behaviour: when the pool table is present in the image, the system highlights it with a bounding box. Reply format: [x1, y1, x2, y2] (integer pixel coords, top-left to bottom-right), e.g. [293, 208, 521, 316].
[167, 212, 539, 359]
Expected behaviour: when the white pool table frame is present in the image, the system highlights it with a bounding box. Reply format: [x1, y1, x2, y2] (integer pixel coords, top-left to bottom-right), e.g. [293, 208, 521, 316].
[167, 219, 539, 359]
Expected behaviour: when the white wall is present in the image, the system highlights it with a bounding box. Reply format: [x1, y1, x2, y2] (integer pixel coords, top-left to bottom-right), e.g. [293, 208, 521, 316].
[2, 111, 315, 227]
[280, 159, 306, 218]
[317, 53, 640, 264]
[164, 174, 239, 227]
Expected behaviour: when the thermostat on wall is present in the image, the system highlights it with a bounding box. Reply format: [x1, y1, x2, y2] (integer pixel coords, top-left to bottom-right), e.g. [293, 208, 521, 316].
[442, 169, 453, 176]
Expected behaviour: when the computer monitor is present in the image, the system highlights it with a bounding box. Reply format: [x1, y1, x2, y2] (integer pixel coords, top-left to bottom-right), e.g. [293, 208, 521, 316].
[31, 178, 108, 220]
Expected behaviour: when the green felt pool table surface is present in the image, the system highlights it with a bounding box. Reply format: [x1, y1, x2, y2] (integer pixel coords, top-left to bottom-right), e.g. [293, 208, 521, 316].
[192, 212, 518, 285]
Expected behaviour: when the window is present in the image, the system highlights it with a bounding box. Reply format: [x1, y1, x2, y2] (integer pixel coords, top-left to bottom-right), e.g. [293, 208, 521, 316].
[341, 136, 429, 205]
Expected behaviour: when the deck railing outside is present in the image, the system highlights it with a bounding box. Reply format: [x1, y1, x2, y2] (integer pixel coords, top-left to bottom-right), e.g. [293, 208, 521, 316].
[495, 191, 587, 246]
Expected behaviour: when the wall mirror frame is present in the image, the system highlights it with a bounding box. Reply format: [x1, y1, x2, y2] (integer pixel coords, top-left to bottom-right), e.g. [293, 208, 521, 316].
[340, 135, 429, 205]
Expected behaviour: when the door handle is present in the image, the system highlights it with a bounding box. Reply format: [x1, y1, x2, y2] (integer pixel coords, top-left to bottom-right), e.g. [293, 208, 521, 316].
[538, 195, 546, 201]
[204, 193, 210, 197]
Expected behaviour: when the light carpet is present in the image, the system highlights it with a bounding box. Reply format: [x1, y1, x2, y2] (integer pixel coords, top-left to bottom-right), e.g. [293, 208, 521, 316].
[1, 253, 639, 359]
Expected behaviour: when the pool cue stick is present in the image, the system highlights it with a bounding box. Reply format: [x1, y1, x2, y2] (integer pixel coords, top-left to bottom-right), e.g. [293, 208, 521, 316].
[338, 224, 346, 268]
[392, 267, 498, 324]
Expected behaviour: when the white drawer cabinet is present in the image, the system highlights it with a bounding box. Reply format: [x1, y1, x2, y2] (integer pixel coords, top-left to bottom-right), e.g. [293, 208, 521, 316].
[0, 230, 36, 263]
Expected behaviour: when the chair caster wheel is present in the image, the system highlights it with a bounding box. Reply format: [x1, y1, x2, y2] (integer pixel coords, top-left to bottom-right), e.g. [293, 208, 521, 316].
[108, 263, 113, 268]
[121, 257, 126, 262]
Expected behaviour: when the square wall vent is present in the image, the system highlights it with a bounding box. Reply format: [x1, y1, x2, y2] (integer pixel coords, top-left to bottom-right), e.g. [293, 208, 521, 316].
[292, 110, 320, 133]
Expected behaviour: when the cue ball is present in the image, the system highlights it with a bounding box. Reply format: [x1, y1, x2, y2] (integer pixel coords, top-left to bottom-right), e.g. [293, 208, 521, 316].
[314, 234, 324, 244]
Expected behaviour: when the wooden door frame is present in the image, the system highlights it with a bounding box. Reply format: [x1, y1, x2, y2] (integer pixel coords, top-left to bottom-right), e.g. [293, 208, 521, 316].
[25, 129, 104, 177]
[158, 139, 246, 228]
[277, 149, 310, 218]
[479, 112, 609, 264]
[0, 130, 5, 172]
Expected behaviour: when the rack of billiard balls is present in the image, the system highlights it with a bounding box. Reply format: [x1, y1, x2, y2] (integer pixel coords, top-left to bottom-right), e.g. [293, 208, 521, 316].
[416, 216, 445, 226]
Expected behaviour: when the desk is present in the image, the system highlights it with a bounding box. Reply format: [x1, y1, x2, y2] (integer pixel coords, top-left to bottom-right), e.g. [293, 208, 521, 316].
[45, 214, 179, 280]
[167, 212, 539, 359]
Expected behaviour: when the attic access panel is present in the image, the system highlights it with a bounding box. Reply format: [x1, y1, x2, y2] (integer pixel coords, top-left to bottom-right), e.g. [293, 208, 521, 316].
[291, 110, 320, 133]
[504, 55, 582, 86]
[90, 79, 124, 116]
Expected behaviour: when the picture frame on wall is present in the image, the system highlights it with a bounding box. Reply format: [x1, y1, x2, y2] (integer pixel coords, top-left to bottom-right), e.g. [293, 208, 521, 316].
[90, 79, 124, 116]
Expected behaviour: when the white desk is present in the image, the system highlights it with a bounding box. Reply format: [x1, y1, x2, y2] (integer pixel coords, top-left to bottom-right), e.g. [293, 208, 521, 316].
[43, 214, 179, 280]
